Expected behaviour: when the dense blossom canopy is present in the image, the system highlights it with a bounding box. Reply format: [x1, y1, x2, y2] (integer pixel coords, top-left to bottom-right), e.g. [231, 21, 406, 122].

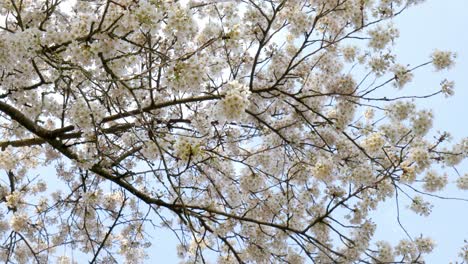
[0, 0, 466, 263]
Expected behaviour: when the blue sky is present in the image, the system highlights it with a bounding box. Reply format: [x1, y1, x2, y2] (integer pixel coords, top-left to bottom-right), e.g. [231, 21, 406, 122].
[147, 0, 468, 262]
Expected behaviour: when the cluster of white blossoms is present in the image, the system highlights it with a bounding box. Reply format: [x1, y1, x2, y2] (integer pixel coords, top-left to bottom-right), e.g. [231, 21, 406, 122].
[68, 100, 92, 129]
[341, 45, 358, 62]
[312, 158, 334, 181]
[415, 236, 436, 254]
[56, 256, 73, 264]
[327, 75, 356, 94]
[400, 161, 417, 183]
[362, 132, 385, 153]
[0, 0, 466, 263]
[410, 195, 433, 216]
[374, 241, 394, 262]
[369, 56, 388, 76]
[174, 137, 202, 163]
[132, 0, 164, 31]
[395, 239, 421, 261]
[368, 24, 399, 50]
[456, 173, 468, 190]
[364, 107, 375, 121]
[443, 137, 468, 166]
[167, 55, 209, 91]
[350, 164, 374, 185]
[0, 147, 16, 170]
[422, 170, 448, 192]
[216, 80, 251, 122]
[368, 53, 395, 76]
[240, 172, 264, 193]
[460, 241, 468, 262]
[5, 191, 24, 210]
[387, 101, 415, 121]
[411, 109, 433, 136]
[392, 64, 414, 88]
[9, 213, 29, 232]
[409, 146, 430, 170]
[431, 50, 456, 71]
[440, 78, 455, 97]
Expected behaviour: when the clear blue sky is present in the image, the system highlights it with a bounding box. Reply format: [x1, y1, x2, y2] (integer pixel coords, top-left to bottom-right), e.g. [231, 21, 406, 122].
[146, 1, 468, 262]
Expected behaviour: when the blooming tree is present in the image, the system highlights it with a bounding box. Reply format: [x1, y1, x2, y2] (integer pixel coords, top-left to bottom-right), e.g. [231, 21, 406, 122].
[0, 0, 466, 263]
